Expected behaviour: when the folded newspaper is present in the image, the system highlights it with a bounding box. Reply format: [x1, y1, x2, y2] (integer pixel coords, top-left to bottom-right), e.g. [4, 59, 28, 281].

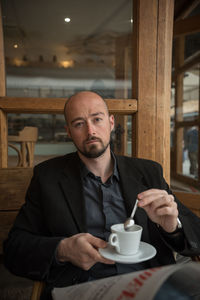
[52, 262, 200, 300]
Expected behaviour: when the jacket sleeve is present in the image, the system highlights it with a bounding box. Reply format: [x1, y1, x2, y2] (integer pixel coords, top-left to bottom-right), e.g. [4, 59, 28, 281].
[152, 161, 200, 257]
[3, 166, 66, 281]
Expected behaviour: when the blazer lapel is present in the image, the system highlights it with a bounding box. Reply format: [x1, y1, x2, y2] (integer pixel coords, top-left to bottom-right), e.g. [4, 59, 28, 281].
[116, 156, 150, 241]
[59, 154, 87, 233]
[116, 156, 147, 211]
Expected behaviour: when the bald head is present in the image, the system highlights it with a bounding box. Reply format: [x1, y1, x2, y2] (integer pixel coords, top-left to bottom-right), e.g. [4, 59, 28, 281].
[63, 90, 114, 159]
[64, 91, 109, 124]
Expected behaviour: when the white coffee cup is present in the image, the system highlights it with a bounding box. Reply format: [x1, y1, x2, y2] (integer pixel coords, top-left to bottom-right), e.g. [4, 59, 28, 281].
[109, 223, 142, 255]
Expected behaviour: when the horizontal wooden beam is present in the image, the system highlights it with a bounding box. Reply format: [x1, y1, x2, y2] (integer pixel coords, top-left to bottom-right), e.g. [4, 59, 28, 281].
[0, 97, 137, 115]
[176, 120, 200, 128]
[173, 191, 200, 217]
[174, 190, 200, 204]
[172, 173, 200, 189]
[174, 14, 200, 37]
[106, 99, 137, 114]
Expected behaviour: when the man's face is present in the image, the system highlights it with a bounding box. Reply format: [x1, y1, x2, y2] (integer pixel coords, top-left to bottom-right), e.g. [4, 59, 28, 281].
[65, 92, 114, 158]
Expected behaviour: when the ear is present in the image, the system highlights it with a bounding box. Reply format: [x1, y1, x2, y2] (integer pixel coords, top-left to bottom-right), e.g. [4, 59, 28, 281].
[109, 114, 115, 131]
[64, 125, 71, 138]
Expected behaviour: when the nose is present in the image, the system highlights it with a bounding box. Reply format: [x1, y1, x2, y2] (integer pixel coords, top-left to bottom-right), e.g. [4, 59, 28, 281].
[86, 122, 95, 136]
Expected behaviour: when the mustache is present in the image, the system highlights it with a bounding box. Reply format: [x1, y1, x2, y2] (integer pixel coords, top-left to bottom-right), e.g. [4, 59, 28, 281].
[85, 136, 101, 142]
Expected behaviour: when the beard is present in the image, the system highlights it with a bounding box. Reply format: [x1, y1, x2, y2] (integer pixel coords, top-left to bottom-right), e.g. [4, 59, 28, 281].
[75, 136, 111, 158]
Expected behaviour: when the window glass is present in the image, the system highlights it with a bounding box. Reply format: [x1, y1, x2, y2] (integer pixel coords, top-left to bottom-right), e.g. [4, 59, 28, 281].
[8, 113, 132, 166]
[184, 32, 200, 60]
[2, 0, 133, 99]
[170, 86, 175, 148]
[183, 126, 199, 179]
[188, 3, 200, 17]
[7, 113, 76, 167]
[183, 64, 199, 121]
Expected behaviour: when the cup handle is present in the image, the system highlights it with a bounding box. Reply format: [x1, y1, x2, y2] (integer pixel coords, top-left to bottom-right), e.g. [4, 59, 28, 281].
[109, 233, 120, 253]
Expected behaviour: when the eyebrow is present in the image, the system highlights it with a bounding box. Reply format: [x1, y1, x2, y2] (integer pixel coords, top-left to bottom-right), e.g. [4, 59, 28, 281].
[70, 112, 105, 125]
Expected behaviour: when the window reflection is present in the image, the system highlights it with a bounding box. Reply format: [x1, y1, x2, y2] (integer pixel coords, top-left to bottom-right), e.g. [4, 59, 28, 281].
[8, 112, 132, 166]
[183, 65, 199, 121]
[2, 0, 133, 99]
[183, 126, 199, 179]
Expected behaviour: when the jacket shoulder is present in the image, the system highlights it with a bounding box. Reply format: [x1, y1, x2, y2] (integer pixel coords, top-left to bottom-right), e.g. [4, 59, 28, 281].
[116, 155, 165, 186]
[117, 155, 162, 171]
[34, 152, 77, 173]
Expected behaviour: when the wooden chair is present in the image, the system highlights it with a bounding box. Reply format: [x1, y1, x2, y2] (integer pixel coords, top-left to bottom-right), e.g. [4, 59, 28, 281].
[8, 126, 38, 167]
[0, 168, 33, 254]
[31, 281, 45, 300]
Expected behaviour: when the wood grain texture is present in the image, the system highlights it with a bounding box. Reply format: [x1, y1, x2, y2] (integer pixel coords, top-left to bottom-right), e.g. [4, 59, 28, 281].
[0, 110, 8, 168]
[174, 37, 184, 174]
[155, 0, 174, 180]
[174, 14, 200, 37]
[0, 97, 137, 115]
[132, 0, 174, 182]
[174, 191, 200, 217]
[0, 168, 33, 253]
[0, 168, 33, 210]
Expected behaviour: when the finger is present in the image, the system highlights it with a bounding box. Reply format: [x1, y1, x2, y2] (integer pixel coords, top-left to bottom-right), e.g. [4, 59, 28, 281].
[146, 194, 174, 211]
[138, 189, 166, 199]
[99, 257, 115, 265]
[86, 234, 107, 249]
[156, 201, 178, 217]
[138, 190, 170, 207]
[86, 242, 115, 265]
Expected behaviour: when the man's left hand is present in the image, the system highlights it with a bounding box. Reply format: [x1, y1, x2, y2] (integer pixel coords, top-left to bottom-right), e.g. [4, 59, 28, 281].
[137, 189, 178, 233]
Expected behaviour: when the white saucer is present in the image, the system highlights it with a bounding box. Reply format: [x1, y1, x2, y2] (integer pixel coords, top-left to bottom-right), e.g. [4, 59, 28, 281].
[99, 241, 156, 264]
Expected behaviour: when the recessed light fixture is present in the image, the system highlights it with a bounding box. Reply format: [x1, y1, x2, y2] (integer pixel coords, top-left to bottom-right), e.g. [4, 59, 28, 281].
[13, 44, 18, 48]
[64, 17, 71, 23]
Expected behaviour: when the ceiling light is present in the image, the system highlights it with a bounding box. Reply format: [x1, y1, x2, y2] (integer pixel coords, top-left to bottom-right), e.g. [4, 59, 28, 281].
[64, 17, 71, 23]
[59, 60, 74, 68]
[13, 44, 18, 48]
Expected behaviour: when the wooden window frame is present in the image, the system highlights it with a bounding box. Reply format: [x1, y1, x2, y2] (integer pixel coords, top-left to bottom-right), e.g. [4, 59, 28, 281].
[172, 2, 200, 188]
[0, 0, 175, 184]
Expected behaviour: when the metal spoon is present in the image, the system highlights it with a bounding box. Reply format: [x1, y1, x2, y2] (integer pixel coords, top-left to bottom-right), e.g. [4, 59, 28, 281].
[124, 199, 139, 231]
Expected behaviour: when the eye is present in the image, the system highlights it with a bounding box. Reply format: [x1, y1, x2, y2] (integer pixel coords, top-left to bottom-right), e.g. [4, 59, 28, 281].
[94, 117, 102, 123]
[73, 121, 84, 128]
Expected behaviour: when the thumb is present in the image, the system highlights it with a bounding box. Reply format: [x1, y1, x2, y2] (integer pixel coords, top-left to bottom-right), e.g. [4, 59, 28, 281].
[89, 236, 107, 249]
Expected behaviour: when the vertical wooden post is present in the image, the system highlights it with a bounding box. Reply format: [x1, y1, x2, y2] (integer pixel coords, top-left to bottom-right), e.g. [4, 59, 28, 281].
[0, 3, 7, 168]
[174, 36, 185, 174]
[198, 65, 200, 180]
[132, 0, 174, 183]
[115, 36, 129, 155]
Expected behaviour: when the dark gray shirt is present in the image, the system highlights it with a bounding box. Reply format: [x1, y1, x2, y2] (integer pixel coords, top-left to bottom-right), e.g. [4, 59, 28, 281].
[80, 154, 149, 279]
[81, 155, 127, 241]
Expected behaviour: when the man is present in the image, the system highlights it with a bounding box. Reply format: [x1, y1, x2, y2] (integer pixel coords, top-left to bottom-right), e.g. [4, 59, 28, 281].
[4, 91, 200, 300]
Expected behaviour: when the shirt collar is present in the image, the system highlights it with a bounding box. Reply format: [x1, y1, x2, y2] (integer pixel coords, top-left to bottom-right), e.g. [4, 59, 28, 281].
[80, 151, 119, 181]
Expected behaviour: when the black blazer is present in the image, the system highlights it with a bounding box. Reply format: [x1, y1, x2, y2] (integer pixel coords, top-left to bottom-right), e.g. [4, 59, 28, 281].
[3, 152, 200, 288]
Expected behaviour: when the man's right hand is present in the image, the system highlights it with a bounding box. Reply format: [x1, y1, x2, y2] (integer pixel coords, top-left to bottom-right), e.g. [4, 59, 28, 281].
[56, 233, 115, 270]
